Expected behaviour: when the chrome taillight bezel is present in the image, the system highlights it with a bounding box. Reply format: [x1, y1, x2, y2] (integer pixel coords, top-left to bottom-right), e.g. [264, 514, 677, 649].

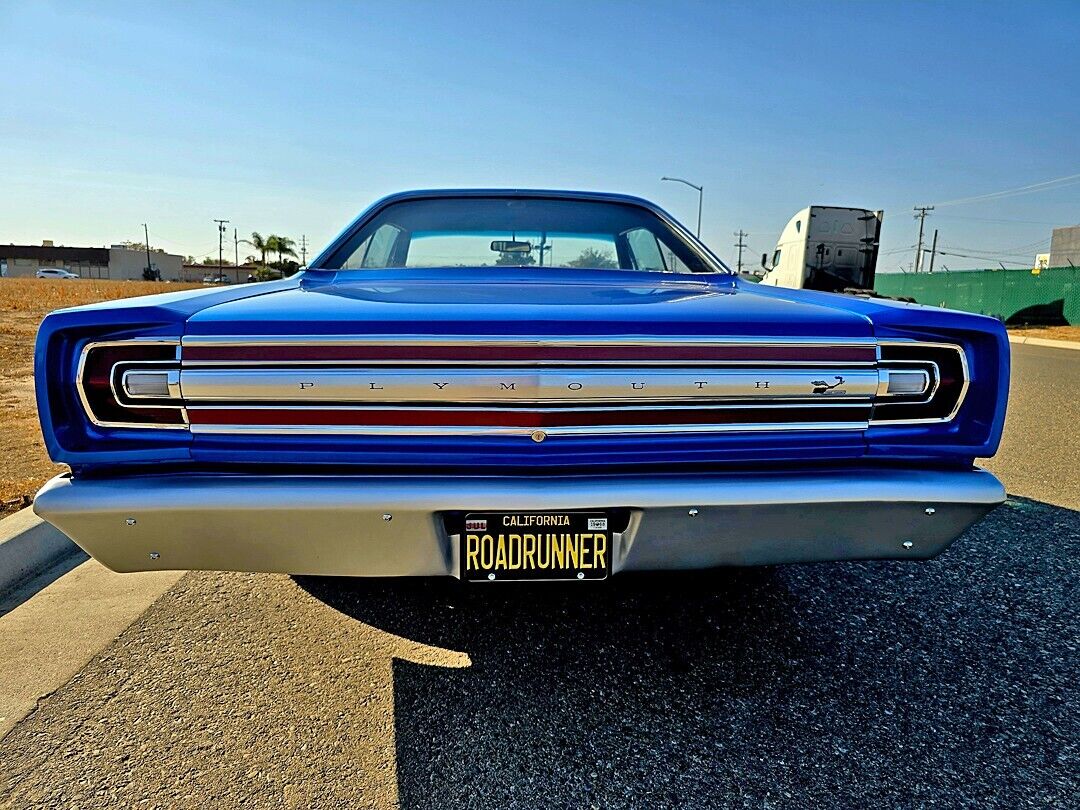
[76, 338, 188, 429]
[73, 336, 971, 434]
[871, 341, 970, 425]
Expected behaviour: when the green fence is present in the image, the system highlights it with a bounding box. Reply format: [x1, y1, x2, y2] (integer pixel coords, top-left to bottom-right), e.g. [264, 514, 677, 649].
[874, 266, 1080, 325]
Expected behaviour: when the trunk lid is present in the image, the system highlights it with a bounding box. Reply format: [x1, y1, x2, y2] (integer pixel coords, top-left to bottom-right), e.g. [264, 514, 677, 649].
[183, 268, 873, 338]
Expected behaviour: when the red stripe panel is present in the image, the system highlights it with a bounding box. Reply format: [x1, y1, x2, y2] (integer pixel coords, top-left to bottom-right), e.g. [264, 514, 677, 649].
[184, 343, 877, 363]
[188, 406, 868, 428]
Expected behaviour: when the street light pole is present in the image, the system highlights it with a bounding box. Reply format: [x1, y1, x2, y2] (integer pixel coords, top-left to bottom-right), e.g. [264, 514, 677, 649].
[661, 176, 703, 239]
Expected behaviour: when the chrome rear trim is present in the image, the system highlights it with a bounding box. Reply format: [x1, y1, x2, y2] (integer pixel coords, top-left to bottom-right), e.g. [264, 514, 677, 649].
[186, 420, 871, 437]
[178, 367, 884, 404]
[75, 337, 969, 433]
[180, 334, 881, 347]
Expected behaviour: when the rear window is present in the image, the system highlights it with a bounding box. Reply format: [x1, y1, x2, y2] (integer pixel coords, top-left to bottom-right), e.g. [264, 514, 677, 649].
[323, 197, 718, 273]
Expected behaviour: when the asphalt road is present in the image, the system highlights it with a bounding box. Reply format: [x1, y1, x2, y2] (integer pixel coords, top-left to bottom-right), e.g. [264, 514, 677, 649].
[982, 343, 1080, 510]
[0, 343, 1077, 809]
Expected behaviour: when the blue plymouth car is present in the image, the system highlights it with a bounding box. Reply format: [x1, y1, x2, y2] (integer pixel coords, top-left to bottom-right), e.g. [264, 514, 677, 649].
[32, 190, 1009, 581]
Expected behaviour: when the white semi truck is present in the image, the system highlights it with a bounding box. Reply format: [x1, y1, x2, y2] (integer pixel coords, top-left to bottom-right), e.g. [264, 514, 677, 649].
[759, 206, 883, 292]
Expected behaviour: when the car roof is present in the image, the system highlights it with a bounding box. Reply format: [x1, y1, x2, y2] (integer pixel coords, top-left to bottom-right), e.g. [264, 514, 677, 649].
[310, 188, 731, 273]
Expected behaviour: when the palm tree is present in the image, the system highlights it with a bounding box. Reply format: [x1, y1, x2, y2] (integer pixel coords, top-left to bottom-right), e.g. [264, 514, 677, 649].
[248, 232, 270, 268]
[268, 235, 297, 265]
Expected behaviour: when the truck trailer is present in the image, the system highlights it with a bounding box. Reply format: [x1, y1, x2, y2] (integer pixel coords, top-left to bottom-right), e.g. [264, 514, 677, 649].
[759, 206, 883, 292]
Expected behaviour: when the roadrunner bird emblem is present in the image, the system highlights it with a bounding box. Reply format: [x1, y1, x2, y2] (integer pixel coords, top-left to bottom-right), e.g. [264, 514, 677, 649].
[811, 376, 845, 394]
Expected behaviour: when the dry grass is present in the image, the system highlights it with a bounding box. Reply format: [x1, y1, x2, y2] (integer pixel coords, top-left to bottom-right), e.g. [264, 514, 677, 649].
[1008, 324, 1080, 343]
[0, 279, 203, 516]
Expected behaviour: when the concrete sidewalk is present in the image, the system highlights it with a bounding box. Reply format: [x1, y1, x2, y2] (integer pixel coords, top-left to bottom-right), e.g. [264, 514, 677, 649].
[0, 507, 78, 595]
[1008, 334, 1080, 352]
[0, 507, 185, 738]
[0, 555, 183, 739]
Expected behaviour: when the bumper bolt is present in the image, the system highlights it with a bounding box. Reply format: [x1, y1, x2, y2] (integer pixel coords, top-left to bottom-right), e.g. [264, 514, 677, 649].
[149, 551, 160, 560]
[382, 513, 392, 522]
[902, 541, 914, 550]
[531, 430, 546, 443]
[925, 507, 936, 516]
[125, 518, 136, 526]
[688, 508, 699, 517]
[487, 573, 495, 581]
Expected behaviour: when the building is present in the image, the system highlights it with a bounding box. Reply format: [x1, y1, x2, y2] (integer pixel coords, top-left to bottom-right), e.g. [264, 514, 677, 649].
[0, 241, 183, 280]
[1048, 225, 1080, 269]
[181, 263, 265, 283]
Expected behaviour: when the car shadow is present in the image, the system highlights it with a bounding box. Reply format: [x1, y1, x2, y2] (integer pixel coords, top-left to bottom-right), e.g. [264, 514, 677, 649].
[294, 497, 1079, 809]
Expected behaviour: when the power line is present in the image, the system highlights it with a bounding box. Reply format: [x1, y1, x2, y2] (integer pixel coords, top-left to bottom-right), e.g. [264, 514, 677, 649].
[932, 214, 1067, 226]
[932, 171, 1080, 208]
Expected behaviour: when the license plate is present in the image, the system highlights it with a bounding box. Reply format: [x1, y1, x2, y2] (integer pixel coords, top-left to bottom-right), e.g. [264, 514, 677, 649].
[461, 512, 611, 581]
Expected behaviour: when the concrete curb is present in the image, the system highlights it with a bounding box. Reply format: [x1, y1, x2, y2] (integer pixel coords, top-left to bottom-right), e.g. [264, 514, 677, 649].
[1008, 334, 1080, 352]
[0, 507, 79, 595]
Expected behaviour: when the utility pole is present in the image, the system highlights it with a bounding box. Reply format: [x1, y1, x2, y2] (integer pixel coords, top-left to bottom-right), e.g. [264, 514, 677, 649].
[913, 205, 933, 272]
[733, 230, 748, 274]
[141, 223, 154, 281]
[213, 219, 229, 282]
[927, 228, 939, 273]
[300, 234, 309, 266]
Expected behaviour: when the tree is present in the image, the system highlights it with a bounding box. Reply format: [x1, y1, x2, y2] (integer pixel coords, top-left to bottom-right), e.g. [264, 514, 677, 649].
[268, 235, 297, 265]
[567, 247, 617, 269]
[249, 232, 271, 268]
[495, 252, 536, 266]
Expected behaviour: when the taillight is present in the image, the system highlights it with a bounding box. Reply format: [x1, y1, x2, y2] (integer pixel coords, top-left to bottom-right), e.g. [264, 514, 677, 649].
[872, 342, 969, 424]
[77, 340, 187, 428]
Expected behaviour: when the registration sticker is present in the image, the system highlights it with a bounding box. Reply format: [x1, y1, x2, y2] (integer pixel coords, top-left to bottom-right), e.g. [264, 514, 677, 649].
[588, 518, 608, 531]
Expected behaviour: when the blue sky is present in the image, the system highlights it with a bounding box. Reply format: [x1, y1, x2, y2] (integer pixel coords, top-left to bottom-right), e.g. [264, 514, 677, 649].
[1, 0, 1078, 270]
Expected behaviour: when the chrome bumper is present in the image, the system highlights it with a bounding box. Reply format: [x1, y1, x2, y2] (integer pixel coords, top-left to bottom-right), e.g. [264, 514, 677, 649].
[33, 468, 1005, 576]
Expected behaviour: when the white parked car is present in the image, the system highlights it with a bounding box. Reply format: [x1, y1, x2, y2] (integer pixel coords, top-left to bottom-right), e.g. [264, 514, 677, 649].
[36, 268, 80, 280]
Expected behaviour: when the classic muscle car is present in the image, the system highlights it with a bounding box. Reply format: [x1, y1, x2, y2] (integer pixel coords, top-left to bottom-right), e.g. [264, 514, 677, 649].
[32, 190, 1009, 581]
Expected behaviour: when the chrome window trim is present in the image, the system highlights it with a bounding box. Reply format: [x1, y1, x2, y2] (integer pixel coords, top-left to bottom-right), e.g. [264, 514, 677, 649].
[76, 339, 188, 430]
